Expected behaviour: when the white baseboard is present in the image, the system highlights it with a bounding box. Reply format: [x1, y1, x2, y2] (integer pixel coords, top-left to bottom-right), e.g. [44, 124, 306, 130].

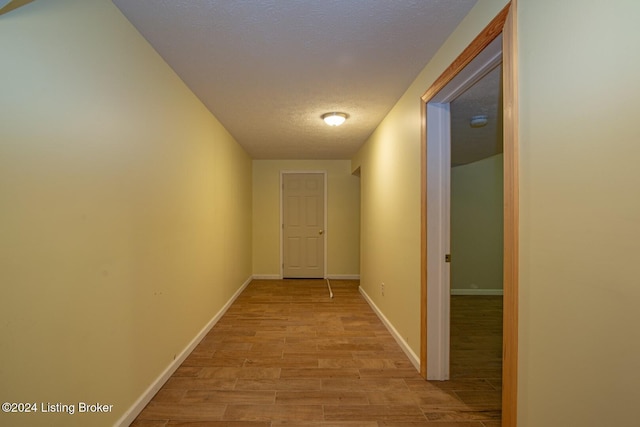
[358, 286, 420, 372]
[251, 274, 360, 281]
[326, 274, 360, 280]
[115, 275, 253, 427]
[450, 288, 503, 296]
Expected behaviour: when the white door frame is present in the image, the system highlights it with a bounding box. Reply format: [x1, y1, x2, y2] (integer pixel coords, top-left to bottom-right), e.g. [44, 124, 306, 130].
[280, 170, 328, 279]
[425, 36, 502, 380]
[425, 102, 452, 380]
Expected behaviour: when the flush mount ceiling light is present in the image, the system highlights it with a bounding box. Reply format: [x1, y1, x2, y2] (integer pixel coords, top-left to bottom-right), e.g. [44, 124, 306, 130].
[322, 112, 348, 127]
[469, 115, 488, 128]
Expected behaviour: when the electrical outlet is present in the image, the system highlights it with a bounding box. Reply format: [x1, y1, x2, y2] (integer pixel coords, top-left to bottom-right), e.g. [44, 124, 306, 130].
[381, 282, 385, 296]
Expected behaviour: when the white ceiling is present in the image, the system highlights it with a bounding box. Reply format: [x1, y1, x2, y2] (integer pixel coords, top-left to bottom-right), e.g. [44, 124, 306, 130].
[112, 0, 478, 159]
[451, 64, 502, 167]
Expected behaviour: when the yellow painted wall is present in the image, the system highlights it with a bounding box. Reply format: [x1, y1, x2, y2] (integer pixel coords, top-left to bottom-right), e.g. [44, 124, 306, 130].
[0, 1, 251, 426]
[352, 0, 509, 356]
[451, 154, 503, 291]
[253, 160, 360, 278]
[517, 0, 640, 425]
[354, 0, 640, 424]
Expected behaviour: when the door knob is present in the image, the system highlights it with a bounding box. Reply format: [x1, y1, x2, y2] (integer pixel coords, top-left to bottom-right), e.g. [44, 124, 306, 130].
[319, 230, 324, 235]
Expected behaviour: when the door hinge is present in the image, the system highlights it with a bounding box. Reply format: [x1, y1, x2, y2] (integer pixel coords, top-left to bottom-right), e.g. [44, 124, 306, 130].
[445, 254, 451, 263]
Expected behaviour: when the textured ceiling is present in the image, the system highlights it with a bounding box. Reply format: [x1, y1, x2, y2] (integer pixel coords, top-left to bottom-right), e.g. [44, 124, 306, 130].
[112, 0, 478, 159]
[451, 64, 503, 167]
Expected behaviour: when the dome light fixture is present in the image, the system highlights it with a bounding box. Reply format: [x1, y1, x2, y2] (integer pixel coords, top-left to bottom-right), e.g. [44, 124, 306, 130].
[322, 112, 348, 127]
[469, 115, 488, 128]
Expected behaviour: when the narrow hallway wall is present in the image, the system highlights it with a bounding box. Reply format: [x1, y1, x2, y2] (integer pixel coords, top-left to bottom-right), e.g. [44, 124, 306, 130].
[352, 0, 509, 360]
[0, 1, 252, 425]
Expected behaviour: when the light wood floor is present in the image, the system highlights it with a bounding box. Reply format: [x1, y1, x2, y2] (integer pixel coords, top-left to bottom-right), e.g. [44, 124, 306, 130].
[132, 279, 502, 426]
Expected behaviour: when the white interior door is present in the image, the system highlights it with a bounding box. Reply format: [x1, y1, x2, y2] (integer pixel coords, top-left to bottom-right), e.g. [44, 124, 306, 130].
[282, 173, 325, 278]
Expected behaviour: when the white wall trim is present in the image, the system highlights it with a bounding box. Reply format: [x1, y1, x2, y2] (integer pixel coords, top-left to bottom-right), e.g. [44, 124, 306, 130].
[251, 274, 358, 281]
[326, 274, 360, 280]
[426, 101, 452, 381]
[115, 275, 253, 427]
[451, 288, 503, 296]
[252, 274, 283, 280]
[358, 286, 420, 372]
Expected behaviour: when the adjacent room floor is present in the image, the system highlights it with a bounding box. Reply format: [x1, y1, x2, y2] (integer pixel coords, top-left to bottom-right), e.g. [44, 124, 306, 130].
[132, 279, 502, 426]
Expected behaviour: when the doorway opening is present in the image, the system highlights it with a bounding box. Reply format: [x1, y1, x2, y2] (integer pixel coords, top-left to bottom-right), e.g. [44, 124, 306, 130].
[420, 2, 518, 425]
[425, 33, 503, 380]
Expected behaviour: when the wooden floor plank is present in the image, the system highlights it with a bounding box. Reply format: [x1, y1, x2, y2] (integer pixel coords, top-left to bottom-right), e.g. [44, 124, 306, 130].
[132, 280, 502, 426]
